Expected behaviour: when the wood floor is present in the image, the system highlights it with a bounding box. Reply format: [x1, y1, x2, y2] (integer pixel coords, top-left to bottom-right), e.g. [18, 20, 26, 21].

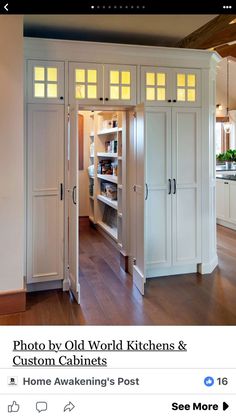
[1, 219, 236, 325]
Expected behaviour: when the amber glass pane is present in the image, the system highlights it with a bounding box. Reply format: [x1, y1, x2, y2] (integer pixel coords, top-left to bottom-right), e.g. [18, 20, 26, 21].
[157, 87, 166, 101]
[146, 87, 155, 100]
[75, 84, 85, 99]
[187, 89, 196, 102]
[34, 67, 45, 81]
[75, 69, 85, 83]
[121, 71, 130, 85]
[177, 88, 186, 101]
[187, 74, 196, 87]
[110, 71, 119, 84]
[87, 85, 97, 99]
[47, 68, 57, 82]
[121, 86, 130, 100]
[110, 85, 119, 99]
[146, 73, 155, 86]
[34, 83, 45, 98]
[47, 84, 58, 98]
[87, 70, 97, 83]
[177, 74, 186, 87]
[157, 73, 166, 86]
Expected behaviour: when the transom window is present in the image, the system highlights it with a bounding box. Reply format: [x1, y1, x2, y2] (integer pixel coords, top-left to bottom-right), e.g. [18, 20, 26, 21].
[145, 72, 166, 101]
[75, 69, 97, 99]
[34, 66, 58, 98]
[176, 73, 196, 102]
[109, 70, 131, 100]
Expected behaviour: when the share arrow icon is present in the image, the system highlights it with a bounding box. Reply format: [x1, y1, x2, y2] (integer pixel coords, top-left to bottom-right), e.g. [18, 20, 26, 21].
[64, 401, 75, 412]
[223, 402, 229, 411]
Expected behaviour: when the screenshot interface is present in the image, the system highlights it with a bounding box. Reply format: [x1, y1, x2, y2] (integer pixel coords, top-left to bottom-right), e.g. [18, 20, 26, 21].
[0, 2, 235, 418]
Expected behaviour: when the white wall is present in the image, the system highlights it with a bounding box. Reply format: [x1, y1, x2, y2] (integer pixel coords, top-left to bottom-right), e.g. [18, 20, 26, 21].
[0, 16, 24, 291]
[79, 111, 90, 216]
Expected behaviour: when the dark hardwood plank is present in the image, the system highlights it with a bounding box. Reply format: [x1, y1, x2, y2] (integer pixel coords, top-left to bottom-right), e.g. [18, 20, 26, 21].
[1, 219, 236, 325]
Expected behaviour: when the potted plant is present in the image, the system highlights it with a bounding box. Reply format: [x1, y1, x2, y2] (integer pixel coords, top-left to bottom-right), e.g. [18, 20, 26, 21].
[216, 149, 236, 170]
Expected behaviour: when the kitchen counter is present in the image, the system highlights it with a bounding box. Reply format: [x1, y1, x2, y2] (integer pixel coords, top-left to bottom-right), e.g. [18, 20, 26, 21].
[216, 165, 236, 171]
[216, 174, 236, 181]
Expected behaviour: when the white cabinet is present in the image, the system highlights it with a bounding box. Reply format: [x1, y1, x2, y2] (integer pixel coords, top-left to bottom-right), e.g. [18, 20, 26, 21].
[216, 179, 236, 229]
[141, 66, 201, 107]
[69, 62, 136, 105]
[27, 60, 65, 104]
[27, 104, 64, 284]
[145, 107, 201, 278]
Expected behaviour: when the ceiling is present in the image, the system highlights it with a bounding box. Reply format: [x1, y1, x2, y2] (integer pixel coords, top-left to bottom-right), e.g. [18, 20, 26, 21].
[24, 15, 218, 47]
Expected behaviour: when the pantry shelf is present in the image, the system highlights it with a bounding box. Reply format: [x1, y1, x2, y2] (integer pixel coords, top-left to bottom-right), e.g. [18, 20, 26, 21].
[97, 127, 122, 135]
[97, 221, 118, 241]
[97, 152, 118, 158]
[97, 174, 118, 184]
[97, 194, 118, 210]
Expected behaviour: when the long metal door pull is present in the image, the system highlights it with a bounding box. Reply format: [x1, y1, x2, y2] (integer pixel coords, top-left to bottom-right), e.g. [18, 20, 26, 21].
[72, 186, 77, 204]
[173, 179, 176, 194]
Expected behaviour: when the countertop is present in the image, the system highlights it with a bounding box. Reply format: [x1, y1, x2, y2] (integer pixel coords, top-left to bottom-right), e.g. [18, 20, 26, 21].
[216, 165, 236, 172]
[216, 174, 236, 181]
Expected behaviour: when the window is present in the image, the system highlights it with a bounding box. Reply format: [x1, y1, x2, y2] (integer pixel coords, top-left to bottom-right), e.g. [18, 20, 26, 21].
[34, 66, 58, 99]
[145, 71, 166, 101]
[109, 70, 131, 100]
[75, 68, 98, 99]
[177, 73, 196, 102]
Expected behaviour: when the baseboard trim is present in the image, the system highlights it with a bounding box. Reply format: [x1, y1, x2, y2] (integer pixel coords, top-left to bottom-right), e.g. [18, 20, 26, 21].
[216, 219, 236, 231]
[147, 264, 198, 278]
[27, 280, 63, 293]
[0, 289, 26, 315]
[198, 255, 218, 274]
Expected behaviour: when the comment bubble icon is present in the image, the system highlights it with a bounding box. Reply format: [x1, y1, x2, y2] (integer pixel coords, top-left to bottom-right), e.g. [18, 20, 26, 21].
[36, 401, 48, 413]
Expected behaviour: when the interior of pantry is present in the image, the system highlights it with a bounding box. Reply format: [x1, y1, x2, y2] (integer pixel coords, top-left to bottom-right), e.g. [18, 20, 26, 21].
[78, 109, 127, 264]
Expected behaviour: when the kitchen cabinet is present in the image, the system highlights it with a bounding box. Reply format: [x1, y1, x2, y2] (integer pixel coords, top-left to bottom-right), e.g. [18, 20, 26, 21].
[216, 179, 236, 229]
[141, 66, 201, 107]
[144, 106, 201, 278]
[69, 62, 136, 105]
[27, 60, 65, 104]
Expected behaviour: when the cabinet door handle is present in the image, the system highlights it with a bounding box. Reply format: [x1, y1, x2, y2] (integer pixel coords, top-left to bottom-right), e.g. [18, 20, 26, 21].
[224, 182, 229, 184]
[173, 178, 176, 194]
[173, 99, 177, 103]
[105, 97, 109, 101]
[168, 99, 172, 102]
[145, 183, 149, 200]
[168, 179, 171, 194]
[60, 183, 63, 200]
[72, 186, 77, 205]
[99, 97, 103, 101]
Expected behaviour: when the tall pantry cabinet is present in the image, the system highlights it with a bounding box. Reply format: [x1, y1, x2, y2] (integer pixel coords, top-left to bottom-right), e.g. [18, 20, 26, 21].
[25, 38, 220, 296]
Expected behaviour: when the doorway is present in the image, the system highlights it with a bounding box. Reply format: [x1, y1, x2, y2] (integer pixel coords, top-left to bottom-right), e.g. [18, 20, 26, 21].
[67, 106, 144, 303]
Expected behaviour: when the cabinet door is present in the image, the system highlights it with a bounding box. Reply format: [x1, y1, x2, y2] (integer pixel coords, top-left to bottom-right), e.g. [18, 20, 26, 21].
[27, 104, 64, 284]
[69, 62, 103, 105]
[172, 108, 201, 265]
[141, 66, 172, 106]
[145, 108, 172, 277]
[104, 64, 136, 105]
[228, 182, 236, 224]
[27, 60, 64, 104]
[216, 180, 229, 220]
[172, 69, 201, 107]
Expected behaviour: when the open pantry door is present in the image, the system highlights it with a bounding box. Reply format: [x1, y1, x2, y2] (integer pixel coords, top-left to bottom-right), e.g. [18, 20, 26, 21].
[133, 104, 146, 295]
[67, 105, 80, 303]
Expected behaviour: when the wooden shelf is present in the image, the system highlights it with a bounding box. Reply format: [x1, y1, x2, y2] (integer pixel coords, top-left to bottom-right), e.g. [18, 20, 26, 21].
[118, 156, 122, 160]
[97, 221, 118, 241]
[97, 174, 118, 184]
[89, 195, 94, 201]
[97, 194, 118, 210]
[118, 184, 123, 189]
[118, 212, 123, 218]
[97, 152, 118, 158]
[89, 175, 94, 179]
[90, 132, 95, 137]
[97, 127, 122, 135]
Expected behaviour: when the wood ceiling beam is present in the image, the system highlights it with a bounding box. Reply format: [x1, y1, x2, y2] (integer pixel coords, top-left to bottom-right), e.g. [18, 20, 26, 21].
[176, 15, 236, 49]
[215, 44, 236, 58]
